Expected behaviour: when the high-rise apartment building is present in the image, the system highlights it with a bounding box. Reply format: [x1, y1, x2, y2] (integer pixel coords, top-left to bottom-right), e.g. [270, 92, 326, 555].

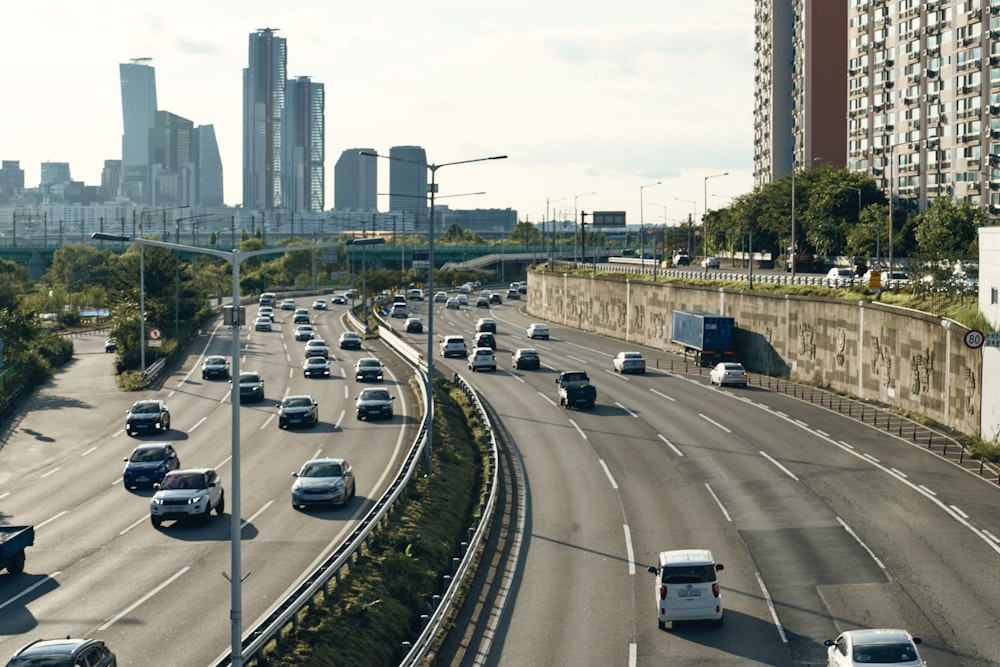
[335, 148, 378, 211]
[753, 1, 847, 188]
[389, 146, 428, 224]
[284, 76, 324, 212]
[243, 28, 287, 210]
[847, 0, 999, 213]
[0, 160, 25, 204]
[120, 59, 158, 203]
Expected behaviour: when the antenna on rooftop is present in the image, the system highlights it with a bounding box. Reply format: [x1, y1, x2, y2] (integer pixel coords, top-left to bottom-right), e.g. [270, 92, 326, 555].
[130, 57, 153, 65]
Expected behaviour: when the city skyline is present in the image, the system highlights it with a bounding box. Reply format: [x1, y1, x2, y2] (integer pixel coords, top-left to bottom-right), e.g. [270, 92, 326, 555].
[4, 1, 754, 226]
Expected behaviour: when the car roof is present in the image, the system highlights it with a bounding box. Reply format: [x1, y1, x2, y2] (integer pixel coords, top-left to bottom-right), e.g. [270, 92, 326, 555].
[658, 548, 715, 567]
[165, 467, 212, 477]
[133, 399, 161, 407]
[341, 331, 360, 337]
[843, 629, 916, 644]
[13, 637, 98, 657]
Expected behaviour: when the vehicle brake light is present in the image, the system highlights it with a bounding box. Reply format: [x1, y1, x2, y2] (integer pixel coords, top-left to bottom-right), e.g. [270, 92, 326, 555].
[712, 583, 720, 597]
[659, 585, 668, 600]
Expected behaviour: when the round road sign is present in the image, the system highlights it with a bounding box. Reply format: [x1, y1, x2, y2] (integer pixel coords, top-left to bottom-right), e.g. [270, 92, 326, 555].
[964, 329, 985, 349]
[645, 226, 656, 234]
[871, 262, 884, 272]
[148, 327, 163, 341]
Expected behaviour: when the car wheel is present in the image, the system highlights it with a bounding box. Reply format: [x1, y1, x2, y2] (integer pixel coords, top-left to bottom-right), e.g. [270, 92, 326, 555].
[202, 373, 207, 380]
[7, 551, 25, 574]
[216, 492, 225, 516]
[544, 335, 549, 340]
[151, 516, 162, 528]
[163, 417, 170, 430]
[658, 620, 666, 631]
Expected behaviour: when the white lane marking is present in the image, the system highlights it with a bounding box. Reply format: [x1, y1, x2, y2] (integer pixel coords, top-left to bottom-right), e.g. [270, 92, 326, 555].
[816, 429, 829, 437]
[599, 459, 619, 489]
[698, 413, 732, 433]
[658, 434, 684, 457]
[260, 414, 275, 430]
[623, 523, 635, 576]
[81, 446, 98, 457]
[984, 530, 1000, 544]
[649, 388, 676, 402]
[918, 484, 937, 496]
[41, 467, 61, 479]
[0, 572, 62, 613]
[537, 392, 557, 406]
[755, 571, 788, 643]
[242, 500, 273, 531]
[36, 511, 68, 529]
[759, 451, 800, 481]
[119, 514, 150, 535]
[99, 567, 190, 631]
[190, 416, 207, 433]
[837, 517, 889, 577]
[615, 402, 638, 418]
[705, 483, 732, 522]
[568, 419, 588, 440]
[890, 468, 907, 478]
[950, 505, 970, 520]
[566, 355, 588, 365]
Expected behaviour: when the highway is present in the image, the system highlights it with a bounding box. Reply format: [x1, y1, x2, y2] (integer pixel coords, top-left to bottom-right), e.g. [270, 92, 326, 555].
[0, 299, 420, 666]
[430, 293, 1000, 667]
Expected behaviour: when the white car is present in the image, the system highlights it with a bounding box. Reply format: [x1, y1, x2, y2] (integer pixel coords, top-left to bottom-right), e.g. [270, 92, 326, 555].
[825, 267, 857, 284]
[457, 294, 469, 306]
[647, 549, 724, 629]
[824, 629, 924, 667]
[701, 256, 720, 269]
[446, 297, 461, 309]
[254, 316, 272, 332]
[613, 351, 646, 374]
[294, 324, 316, 341]
[331, 294, 347, 304]
[434, 291, 448, 302]
[390, 303, 408, 318]
[150, 468, 225, 527]
[709, 362, 748, 387]
[312, 298, 327, 310]
[440, 335, 468, 358]
[304, 339, 330, 358]
[467, 347, 497, 372]
[526, 323, 549, 340]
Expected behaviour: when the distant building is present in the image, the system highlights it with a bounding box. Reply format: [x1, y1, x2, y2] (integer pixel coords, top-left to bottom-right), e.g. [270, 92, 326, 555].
[0, 160, 25, 204]
[100, 160, 122, 203]
[389, 146, 427, 223]
[334, 148, 377, 211]
[194, 125, 224, 207]
[243, 28, 287, 210]
[40, 162, 71, 187]
[436, 207, 518, 239]
[120, 59, 158, 203]
[284, 76, 324, 212]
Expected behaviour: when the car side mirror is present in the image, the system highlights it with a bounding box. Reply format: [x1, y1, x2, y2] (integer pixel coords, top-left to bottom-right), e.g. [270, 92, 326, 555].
[123, 457, 129, 462]
[291, 472, 299, 478]
[647, 566, 658, 575]
[716, 564, 724, 571]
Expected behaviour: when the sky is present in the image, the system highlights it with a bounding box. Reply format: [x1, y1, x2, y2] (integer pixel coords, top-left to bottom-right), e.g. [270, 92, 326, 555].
[5, 1, 755, 228]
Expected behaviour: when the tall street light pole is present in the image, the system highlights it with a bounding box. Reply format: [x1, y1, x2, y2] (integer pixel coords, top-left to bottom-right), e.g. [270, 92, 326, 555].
[703, 172, 729, 259]
[360, 151, 506, 477]
[574, 192, 596, 263]
[675, 198, 696, 258]
[93, 232, 383, 667]
[137, 205, 189, 374]
[640, 181, 662, 272]
[546, 196, 566, 266]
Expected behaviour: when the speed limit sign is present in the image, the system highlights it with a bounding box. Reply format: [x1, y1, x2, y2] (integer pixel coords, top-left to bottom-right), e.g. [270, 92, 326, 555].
[964, 329, 985, 349]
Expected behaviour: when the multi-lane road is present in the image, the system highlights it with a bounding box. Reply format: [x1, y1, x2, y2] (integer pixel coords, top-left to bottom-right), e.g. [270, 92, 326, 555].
[3, 289, 1000, 666]
[0, 299, 419, 666]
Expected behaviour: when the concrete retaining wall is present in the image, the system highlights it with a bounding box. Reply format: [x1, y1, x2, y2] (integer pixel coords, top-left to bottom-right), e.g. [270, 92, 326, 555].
[527, 270, 981, 437]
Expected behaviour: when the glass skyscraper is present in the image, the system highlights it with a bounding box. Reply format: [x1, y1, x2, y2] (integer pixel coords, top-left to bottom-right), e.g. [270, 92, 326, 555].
[243, 28, 287, 210]
[389, 146, 428, 224]
[284, 76, 324, 212]
[119, 59, 158, 203]
[334, 148, 377, 211]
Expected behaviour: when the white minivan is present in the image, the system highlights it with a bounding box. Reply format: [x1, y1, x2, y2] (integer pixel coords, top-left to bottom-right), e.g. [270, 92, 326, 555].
[647, 549, 724, 629]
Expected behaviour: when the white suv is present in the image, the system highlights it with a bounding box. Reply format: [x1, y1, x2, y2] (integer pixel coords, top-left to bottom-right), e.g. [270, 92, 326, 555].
[440, 335, 468, 358]
[150, 468, 225, 527]
[467, 347, 497, 372]
[647, 549, 724, 629]
[526, 323, 550, 340]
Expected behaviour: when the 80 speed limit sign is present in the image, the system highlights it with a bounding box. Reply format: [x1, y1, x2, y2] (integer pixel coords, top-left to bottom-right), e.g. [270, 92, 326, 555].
[964, 329, 985, 349]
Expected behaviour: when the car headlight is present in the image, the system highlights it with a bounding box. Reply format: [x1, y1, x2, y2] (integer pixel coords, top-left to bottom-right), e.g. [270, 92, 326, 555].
[151, 496, 165, 505]
[188, 494, 206, 505]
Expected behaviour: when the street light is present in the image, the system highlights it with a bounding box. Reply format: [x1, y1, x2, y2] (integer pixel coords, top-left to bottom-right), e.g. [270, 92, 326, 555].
[789, 157, 822, 277]
[92, 231, 382, 667]
[675, 198, 697, 258]
[574, 192, 596, 263]
[703, 172, 729, 259]
[639, 182, 662, 272]
[360, 150, 507, 477]
[546, 196, 566, 266]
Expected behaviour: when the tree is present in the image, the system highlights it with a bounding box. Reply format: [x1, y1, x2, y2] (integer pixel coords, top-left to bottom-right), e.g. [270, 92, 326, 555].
[43, 243, 112, 293]
[912, 197, 983, 262]
[507, 220, 543, 245]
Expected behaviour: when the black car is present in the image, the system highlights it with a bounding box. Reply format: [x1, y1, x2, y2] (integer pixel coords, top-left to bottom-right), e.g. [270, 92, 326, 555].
[489, 293, 503, 305]
[6, 638, 117, 667]
[235, 371, 265, 403]
[104, 338, 117, 353]
[278, 395, 319, 429]
[354, 357, 384, 382]
[356, 388, 395, 420]
[512, 348, 541, 370]
[474, 332, 496, 350]
[404, 317, 423, 333]
[339, 331, 362, 350]
[475, 296, 490, 308]
[125, 400, 170, 436]
[201, 355, 230, 380]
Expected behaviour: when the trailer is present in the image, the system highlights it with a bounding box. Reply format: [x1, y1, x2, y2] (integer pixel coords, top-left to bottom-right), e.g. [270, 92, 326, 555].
[0, 525, 34, 574]
[671, 310, 736, 367]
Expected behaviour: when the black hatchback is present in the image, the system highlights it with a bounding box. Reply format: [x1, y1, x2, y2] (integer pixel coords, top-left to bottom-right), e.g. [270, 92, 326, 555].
[474, 332, 496, 349]
[7, 638, 117, 666]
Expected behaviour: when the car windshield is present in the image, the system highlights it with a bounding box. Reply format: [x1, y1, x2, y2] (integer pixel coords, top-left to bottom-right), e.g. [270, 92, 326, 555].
[308, 340, 327, 347]
[660, 564, 717, 584]
[723, 364, 744, 371]
[358, 359, 380, 367]
[362, 390, 390, 401]
[301, 462, 343, 478]
[852, 643, 918, 663]
[624, 353, 642, 359]
[241, 373, 261, 383]
[206, 357, 226, 365]
[130, 447, 166, 462]
[131, 402, 160, 414]
[284, 397, 313, 408]
[341, 333, 359, 340]
[306, 358, 326, 366]
[161, 473, 205, 490]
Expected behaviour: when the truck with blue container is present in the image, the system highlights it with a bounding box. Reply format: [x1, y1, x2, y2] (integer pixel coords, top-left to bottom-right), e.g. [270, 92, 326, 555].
[671, 310, 736, 367]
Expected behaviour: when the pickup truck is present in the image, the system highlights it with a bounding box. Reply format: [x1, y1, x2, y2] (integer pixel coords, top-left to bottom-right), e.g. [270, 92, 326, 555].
[1, 525, 34, 574]
[556, 371, 597, 409]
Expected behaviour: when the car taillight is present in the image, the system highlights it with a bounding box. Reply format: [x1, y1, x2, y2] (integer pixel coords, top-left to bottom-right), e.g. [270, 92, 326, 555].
[659, 585, 668, 600]
[712, 583, 720, 597]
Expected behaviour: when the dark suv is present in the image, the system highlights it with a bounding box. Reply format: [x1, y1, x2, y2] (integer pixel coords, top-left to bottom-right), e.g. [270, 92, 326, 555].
[125, 400, 170, 436]
[6, 638, 117, 666]
[474, 332, 496, 350]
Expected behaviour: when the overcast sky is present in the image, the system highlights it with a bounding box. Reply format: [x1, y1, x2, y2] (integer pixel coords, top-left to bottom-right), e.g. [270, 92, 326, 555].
[6, 1, 754, 228]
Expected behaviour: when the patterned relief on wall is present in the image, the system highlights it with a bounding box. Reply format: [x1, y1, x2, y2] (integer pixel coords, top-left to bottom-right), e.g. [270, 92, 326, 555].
[632, 304, 645, 333]
[798, 324, 816, 360]
[652, 310, 666, 340]
[964, 367, 978, 417]
[870, 335, 892, 388]
[910, 350, 933, 396]
[835, 327, 847, 368]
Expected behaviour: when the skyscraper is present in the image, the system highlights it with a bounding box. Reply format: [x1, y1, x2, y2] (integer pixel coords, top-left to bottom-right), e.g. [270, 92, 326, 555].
[243, 28, 287, 210]
[284, 76, 324, 212]
[389, 146, 427, 224]
[335, 148, 377, 211]
[120, 58, 158, 203]
[194, 125, 224, 207]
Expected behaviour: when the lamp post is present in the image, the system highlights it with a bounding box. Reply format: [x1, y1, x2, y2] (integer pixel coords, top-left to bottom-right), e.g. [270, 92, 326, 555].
[574, 192, 596, 263]
[703, 172, 729, 259]
[675, 198, 696, 258]
[639, 181, 662, 273]
[546, 196, 566, 266]
[92, 232, 382, 667]
[137, 205, 189, 374]
[361, 151, 507, 477]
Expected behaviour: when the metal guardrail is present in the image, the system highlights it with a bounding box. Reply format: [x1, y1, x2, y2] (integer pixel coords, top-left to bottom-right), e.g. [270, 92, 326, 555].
[211, 299, 500, 666]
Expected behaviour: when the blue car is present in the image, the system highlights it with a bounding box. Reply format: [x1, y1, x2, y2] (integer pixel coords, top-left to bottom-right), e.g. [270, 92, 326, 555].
[122, 443, 180, 489]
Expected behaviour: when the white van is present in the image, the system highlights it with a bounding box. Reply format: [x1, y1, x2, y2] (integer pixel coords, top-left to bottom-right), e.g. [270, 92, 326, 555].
[647, 549, 724, 629]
